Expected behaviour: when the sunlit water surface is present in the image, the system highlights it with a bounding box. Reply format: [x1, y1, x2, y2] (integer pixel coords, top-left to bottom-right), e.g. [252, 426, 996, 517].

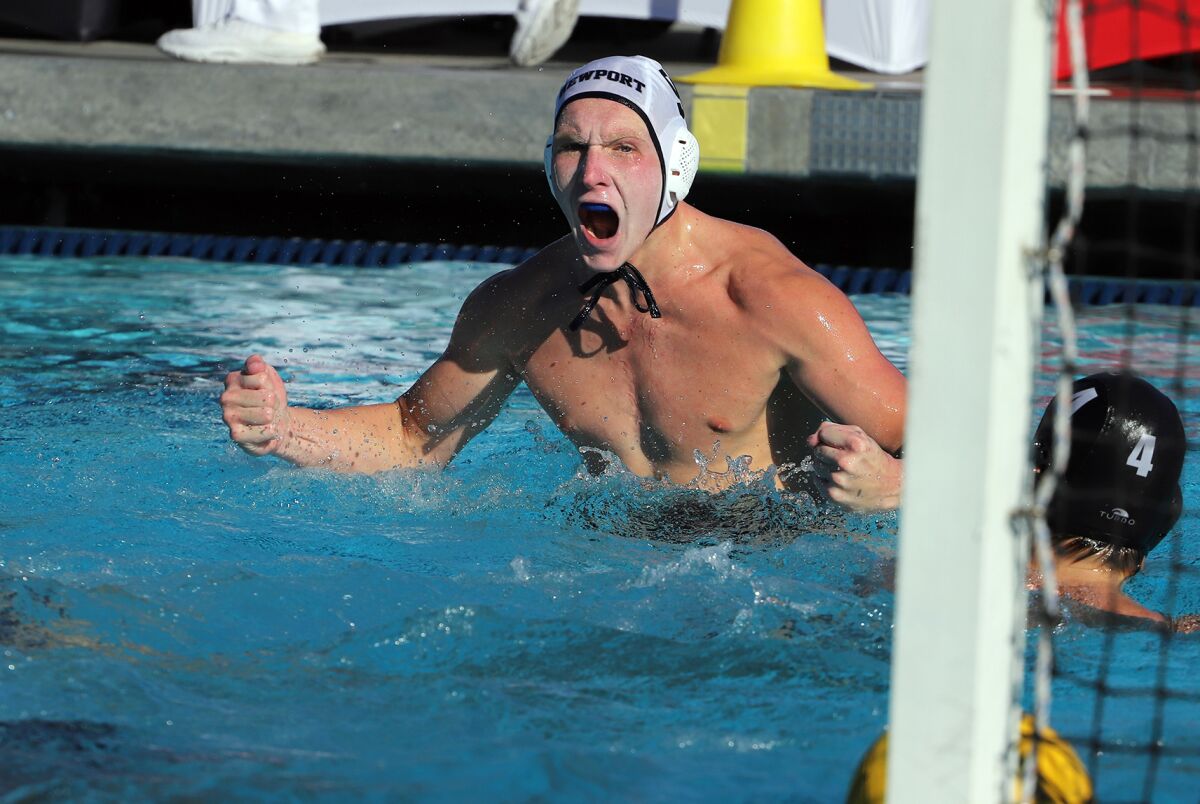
[0, 256, 1196, 801]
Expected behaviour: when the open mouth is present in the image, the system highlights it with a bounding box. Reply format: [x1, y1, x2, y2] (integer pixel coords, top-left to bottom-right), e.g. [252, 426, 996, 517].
[578, 202, 619, 241]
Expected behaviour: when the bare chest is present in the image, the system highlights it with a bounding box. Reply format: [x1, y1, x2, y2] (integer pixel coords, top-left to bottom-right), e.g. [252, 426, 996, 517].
[518, 312, 781, 469]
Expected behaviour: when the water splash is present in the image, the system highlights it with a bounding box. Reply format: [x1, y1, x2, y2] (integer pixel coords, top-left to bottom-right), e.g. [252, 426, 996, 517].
[630, 541, 752, 588]
[510, 556, 531, 583]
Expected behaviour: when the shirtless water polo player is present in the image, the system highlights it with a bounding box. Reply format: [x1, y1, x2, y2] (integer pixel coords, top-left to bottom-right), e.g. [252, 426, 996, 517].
[220, 56, 907, 510]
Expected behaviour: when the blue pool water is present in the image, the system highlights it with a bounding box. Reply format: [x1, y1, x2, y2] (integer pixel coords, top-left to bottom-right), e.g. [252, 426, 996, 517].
[0, 255, 1196, 801]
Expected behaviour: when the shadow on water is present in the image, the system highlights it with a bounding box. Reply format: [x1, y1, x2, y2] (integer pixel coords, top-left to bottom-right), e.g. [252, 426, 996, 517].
[557, 484, 843, 546]
[0, 575, 91, 652]
[544, 455, 853, 547]
[0, 718, 119, 762]
[0, 577, 124, 797]
[0, 719, 125, 797]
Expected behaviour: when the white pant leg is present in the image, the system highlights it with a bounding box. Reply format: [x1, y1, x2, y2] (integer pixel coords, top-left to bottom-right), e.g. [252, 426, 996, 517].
[230, 0, 320, 34]
[192, 0, 235, 27]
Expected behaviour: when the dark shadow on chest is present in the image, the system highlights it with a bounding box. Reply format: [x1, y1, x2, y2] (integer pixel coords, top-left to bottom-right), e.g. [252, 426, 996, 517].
[568, 303, 630, 357]
[766, 370, 826, 493]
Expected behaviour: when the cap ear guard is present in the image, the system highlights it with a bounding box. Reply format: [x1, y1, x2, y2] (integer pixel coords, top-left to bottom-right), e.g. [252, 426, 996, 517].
[544, 134, 556, 196]
[659, 118, 699, 219]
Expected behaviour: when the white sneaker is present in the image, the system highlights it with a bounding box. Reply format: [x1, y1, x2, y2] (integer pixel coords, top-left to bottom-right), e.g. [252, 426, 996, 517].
[156, 18, 325, 66]
[510, 0, 580, 67]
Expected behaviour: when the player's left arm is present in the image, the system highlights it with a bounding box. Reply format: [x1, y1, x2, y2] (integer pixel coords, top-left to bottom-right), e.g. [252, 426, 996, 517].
[746, 260, 907, 511]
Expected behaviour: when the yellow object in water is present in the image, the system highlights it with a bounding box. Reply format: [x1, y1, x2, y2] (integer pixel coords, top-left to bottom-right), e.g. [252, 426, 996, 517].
[845, 715, 1095, 804]
[679, 0, 869, 90]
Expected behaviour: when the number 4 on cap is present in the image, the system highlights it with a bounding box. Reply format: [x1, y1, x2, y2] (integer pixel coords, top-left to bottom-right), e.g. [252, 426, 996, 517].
[1127, 434, 1157, 478]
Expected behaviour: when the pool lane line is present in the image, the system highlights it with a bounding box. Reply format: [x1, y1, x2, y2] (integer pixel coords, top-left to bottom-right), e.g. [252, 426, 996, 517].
[0, 225, 1197, 305]
[0, 226, 539, 269]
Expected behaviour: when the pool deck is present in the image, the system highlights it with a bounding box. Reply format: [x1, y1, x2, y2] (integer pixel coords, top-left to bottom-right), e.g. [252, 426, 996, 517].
[0, 34, 1193, 192]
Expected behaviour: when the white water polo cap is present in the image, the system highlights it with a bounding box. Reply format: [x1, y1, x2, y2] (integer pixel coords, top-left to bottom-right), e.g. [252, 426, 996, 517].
[547, 55, 700, 227]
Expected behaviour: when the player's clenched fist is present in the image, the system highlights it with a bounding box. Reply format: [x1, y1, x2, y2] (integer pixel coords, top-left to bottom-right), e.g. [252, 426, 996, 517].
[807, 421, 903, 512]
[220, 354, 291, 456]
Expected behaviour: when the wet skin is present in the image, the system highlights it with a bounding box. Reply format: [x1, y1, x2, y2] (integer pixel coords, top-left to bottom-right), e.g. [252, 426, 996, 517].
[221, 100, 906, 495]
[1029, 554, 1200, 634]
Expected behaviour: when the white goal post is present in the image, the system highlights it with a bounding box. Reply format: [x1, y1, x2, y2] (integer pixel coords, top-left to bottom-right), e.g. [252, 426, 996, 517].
[886, 0, 1052, 801]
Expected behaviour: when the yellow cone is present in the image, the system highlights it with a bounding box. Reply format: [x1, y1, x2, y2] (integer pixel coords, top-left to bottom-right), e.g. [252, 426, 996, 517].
[679, 0, 869, 90]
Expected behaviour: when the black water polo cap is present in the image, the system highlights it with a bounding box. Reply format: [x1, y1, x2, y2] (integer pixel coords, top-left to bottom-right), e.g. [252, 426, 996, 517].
[1033, 372, 1186, 553]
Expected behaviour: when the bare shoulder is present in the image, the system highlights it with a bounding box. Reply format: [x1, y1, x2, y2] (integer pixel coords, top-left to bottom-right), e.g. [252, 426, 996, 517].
[457, 235, 575, 324]
[447, 235, 577, 362]
[714, 222, 845, 317]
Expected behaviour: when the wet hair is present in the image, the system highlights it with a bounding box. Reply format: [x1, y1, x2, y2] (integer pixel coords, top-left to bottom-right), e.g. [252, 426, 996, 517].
[1033, 372, 1186, 574]
[1051, 534, 1146, 577]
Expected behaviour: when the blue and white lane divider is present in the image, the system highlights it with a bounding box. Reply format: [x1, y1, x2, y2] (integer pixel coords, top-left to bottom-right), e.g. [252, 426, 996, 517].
[1, 225, 1197, 306]
[811, 264, 1198, 306]
[0, 226, 541, 269]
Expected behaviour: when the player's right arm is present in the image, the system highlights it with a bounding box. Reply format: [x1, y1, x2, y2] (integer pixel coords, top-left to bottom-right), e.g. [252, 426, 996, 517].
[219, 271, 522, 473]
